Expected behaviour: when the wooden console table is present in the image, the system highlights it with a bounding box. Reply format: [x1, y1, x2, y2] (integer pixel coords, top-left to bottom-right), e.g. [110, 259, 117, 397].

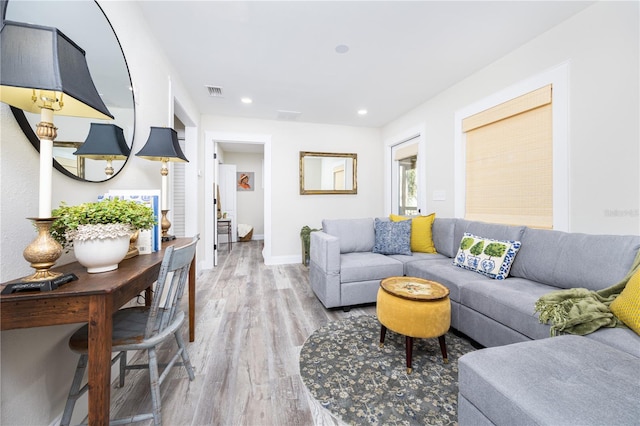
[0, 238, 196, 425]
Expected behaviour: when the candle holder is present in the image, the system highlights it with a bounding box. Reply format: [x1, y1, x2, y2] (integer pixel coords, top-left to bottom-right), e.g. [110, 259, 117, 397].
[22, 218, 63, 282]
[160, 210, 176, 241]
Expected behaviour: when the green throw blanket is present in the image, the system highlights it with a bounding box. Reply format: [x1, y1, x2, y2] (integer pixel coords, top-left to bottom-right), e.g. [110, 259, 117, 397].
[534, 250, 640, 336]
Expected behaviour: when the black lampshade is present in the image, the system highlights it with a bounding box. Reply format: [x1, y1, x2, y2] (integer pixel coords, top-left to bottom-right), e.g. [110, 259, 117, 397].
[136, 127, 188, 163]
[74, 123, 130, 159]
[0, 20, 113, 119]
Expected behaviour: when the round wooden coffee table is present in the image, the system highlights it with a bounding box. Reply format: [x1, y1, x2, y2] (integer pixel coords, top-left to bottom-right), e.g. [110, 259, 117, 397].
[376, 276, 451, 373]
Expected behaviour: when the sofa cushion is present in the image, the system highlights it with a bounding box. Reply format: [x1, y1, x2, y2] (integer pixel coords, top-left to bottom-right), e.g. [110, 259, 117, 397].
[458, 336, 640, 426]
[453, 233, 521, 279]
[610, 267, 640, 335]
[510, 227, 640, 291]
[465, 221, 526, 242]
[432, 218, 457, 258]
[373, 218, 412, 255]
[404, 258, 479, 303]
[339, 252, 404, 284]
[387, 252, 449, 267]
[390, 213, 436, 253]
[322, 218, 375, 253]
[459, 276, 557, 340]
[584, 326, 640, 358]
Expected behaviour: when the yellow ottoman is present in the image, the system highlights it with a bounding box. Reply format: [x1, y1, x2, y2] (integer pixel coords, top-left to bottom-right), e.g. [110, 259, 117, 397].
[377, 276, 451, 373]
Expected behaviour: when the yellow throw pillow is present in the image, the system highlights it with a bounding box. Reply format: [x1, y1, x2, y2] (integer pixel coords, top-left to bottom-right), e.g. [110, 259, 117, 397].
[610, 267, 640, 335]
[389, 213, 436, 254]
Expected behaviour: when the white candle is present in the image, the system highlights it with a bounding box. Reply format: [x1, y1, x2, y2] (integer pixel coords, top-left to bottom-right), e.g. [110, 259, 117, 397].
[161, 172, 168, 210]
[39, 138, 53, 218]
[39, 108, 54, 218]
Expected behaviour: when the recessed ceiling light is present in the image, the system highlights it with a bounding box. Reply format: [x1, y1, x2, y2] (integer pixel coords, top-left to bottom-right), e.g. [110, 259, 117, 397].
[335, 44, 349, 54]
[358, 109, 368, 115]
[241, 97, 253, 104]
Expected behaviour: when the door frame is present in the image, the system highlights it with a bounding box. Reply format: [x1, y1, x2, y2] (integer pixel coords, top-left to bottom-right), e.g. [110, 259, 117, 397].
[384, 124, 427, 215]
[203, 131, 272, 269]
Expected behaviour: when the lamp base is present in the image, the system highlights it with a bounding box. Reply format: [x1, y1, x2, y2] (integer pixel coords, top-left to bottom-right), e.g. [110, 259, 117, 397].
[124, 230, 140, 259]
[160, 209, 174, 242]
[22, 218, 63, 282]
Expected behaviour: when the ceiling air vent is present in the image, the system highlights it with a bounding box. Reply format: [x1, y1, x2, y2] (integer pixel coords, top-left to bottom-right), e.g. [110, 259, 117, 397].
[276, 110, 302, 121]
[206, 85, 224, 97]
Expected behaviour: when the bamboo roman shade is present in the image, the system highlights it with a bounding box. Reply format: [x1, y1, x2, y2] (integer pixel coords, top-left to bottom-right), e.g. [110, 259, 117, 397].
[462, 85, 553, 229]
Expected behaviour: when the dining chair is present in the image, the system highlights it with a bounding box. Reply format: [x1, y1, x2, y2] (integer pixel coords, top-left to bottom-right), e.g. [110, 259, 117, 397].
[60, 235, 199, 426]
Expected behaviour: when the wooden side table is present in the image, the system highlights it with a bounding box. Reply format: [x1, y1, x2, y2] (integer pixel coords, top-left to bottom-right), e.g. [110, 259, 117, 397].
[377, 276, 451, 373]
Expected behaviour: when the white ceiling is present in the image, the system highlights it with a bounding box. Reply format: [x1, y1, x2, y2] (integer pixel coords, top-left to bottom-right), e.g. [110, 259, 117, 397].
[137, 1, 594, 129]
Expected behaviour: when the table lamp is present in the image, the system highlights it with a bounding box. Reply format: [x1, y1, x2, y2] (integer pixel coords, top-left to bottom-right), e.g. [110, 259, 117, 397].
[74, 123, 130, 176]
[135, 127, 188, 241]
[0, 20, 113, 281]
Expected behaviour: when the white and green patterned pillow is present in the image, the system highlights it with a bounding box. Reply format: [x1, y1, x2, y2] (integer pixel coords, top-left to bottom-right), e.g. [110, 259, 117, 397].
[453, 233, 521, 279]
[373, 218, 412, 256]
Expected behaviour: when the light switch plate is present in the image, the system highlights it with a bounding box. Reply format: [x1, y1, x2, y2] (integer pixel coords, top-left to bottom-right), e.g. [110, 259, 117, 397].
[433, 190, 446, 201]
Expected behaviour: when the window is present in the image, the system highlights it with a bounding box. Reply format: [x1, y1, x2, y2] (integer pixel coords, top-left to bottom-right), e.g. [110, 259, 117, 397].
[398, 156, 418, 215]
[392, 139, 419, 216]
[462, 85, 553, 228]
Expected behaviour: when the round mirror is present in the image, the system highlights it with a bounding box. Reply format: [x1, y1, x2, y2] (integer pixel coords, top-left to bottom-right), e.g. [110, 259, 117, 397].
[4, 0, 135, 182]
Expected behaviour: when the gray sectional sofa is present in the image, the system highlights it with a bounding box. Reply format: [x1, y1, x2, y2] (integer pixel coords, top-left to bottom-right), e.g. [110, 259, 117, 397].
[309, 217, 640, 425]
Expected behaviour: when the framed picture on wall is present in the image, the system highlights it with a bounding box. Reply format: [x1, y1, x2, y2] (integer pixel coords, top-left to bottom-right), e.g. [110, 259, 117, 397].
[237, 172, 254, 191]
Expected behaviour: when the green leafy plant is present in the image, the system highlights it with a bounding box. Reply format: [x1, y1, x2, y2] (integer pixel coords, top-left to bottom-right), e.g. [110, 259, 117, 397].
[300, 225, 321, 265]
[51, 198, 156, 247]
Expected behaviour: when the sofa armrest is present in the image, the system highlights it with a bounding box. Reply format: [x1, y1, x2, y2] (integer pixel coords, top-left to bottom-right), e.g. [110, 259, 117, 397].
[310, 231, 341, 274]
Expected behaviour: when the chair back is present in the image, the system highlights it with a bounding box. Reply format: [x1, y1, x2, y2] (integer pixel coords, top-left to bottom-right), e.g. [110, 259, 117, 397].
[145, 235, 199, 339]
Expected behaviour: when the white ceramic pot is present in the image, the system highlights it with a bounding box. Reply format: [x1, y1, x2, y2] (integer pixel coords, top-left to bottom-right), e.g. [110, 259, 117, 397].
[73, 235, 130, 273]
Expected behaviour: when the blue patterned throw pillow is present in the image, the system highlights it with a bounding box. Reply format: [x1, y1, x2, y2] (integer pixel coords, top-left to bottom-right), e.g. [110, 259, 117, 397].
[372, 218, 412, 256]
[453, 233, 521, 279]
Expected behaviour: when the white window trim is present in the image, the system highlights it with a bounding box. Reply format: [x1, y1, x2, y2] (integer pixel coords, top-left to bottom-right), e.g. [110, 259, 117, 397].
[454, 62, 570, 231]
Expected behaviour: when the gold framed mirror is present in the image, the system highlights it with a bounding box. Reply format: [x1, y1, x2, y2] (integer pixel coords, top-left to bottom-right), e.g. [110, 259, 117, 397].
[300, 151, 357, 195]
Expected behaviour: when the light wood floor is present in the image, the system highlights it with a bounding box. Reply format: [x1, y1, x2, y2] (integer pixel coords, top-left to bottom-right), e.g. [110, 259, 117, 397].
[109, 240, 376, 425]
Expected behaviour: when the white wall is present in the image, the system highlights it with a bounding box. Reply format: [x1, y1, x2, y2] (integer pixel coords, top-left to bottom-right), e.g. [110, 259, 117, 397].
[0, 2, 200, 424]
[223, 152, 265, 238]
[382, 1, 639, 235]
[201, 115, 384, 259]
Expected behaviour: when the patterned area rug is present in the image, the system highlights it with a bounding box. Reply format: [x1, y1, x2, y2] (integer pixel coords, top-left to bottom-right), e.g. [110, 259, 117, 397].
[299, 315, 477, 425]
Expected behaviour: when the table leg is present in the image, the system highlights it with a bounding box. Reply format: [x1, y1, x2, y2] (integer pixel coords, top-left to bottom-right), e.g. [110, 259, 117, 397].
[188, 256, 196, 342]
[88, 295, 113, 425]
[145, 287, 152, 307]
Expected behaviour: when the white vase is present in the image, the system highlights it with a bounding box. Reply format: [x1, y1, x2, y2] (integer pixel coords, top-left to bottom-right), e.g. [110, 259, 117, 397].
[73, 235, 130, 273]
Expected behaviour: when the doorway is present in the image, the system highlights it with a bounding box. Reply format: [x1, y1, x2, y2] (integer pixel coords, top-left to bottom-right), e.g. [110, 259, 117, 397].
[204, 131, 272, 269]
